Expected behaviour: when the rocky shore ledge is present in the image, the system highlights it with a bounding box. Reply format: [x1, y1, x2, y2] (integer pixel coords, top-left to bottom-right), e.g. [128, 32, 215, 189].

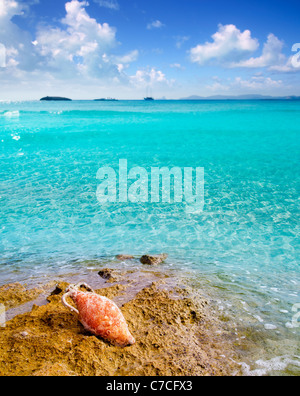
[0, 265, 241, 376]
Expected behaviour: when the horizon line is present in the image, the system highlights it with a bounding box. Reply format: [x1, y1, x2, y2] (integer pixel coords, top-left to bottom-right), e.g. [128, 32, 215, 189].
[1, 94, 300, 102]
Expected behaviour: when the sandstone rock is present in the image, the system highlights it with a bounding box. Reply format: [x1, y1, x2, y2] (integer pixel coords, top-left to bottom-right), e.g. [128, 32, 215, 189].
[140, 254, 168, 266]
[98, 268, 124, 284]
[0, 282, 48, 309]
[0, 279, 240, 376]
[116, 255, 134, 261]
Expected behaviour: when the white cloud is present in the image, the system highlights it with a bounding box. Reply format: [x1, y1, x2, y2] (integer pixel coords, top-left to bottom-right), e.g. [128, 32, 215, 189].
[170, 63, 185, 70]
[174, 35, 190, 49]
[147, 20, 165, 30]
[206, 75, 283, 93]
[94, 0, 119, 10]
[235, 75, 283, 89]
[0, 0, 127, 80]
[231, 34, 300, 73]
[190, 24, 259, 65]
[33, 1, 142, 82]
[190, 25, 300, 74]
[0, 1, 171, 99]
[0, 0, 38, 20]
[130, 68, 167, 86]
[111, 49, 139, 74]
[0, 0, 22, 18]
[114, 49, 139, 64]
[232, 34, 286, 69]
[0, 0, 37, 18]
[0, 0, 41, 70]
[34, 0, 119, 78]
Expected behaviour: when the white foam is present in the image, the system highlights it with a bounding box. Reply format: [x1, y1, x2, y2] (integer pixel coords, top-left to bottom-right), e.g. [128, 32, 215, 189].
[253, 315, 264, 323]
[285, 322, 294, 329]
[286, 321, 299, 329]
[240, 301, 250, 312]
[264, 324, 277, 330]
[239, 355, 300, 376]
[3, 110, 19, 118]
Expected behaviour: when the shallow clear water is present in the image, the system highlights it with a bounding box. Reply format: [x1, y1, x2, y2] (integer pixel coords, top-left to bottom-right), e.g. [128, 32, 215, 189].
[0, 100, 299, 374]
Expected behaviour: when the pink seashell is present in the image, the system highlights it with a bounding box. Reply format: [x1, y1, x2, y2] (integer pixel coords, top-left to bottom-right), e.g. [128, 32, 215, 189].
[62, 283, 135, 347]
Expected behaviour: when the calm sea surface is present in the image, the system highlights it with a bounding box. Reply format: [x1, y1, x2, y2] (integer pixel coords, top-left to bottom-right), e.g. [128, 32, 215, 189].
[0, 100, 299, 374]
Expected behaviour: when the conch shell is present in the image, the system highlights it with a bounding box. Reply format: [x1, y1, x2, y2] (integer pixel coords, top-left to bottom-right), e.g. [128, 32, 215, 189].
[62, 283, 135, 347]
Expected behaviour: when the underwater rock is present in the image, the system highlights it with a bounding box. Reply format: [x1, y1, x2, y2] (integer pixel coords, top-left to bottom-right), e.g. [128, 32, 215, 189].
[140, 254, 168, 266]
[98, 268, 117, 281]
[116, 255, 134, 261]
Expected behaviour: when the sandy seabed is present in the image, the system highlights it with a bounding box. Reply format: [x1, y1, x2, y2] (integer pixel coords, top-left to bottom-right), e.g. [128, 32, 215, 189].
[0, 266, 243, 376]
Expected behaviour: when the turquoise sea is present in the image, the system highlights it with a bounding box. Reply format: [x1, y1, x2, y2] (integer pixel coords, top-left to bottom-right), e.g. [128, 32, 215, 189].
[0, 100, 299, 375]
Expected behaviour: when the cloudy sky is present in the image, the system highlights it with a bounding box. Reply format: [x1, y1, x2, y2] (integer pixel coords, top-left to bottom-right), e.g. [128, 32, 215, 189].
[0, 0, 300, 100]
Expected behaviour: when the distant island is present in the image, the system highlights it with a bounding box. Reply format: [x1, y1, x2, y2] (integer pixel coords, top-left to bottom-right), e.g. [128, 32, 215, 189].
[180, 94, 300, 101]
[37, 95, 300, 102]
[40, 96, 72, 101]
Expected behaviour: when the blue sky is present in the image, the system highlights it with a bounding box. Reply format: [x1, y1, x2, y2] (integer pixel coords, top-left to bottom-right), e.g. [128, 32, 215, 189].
[0, 0, 299, 99]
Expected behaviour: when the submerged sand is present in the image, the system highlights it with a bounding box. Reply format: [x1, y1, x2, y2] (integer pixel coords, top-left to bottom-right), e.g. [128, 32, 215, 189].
[0, 268, 242, 376]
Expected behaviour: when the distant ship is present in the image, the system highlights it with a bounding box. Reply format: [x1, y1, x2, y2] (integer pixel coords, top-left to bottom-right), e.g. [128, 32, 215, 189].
[144, 85, 154, 101]
[94, 98, 118, 101]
